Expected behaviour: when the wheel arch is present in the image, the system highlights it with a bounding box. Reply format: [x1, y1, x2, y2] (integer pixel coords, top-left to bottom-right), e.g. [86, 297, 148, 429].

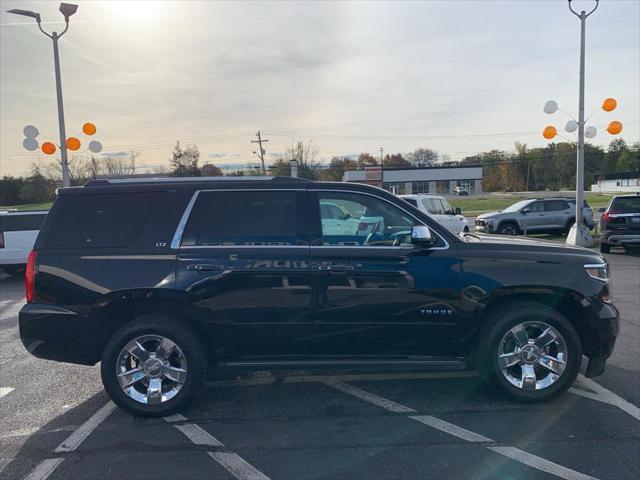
[469, 288, 588, 363]
[89, 290, 210, 364]
[496, 218, 521, 234]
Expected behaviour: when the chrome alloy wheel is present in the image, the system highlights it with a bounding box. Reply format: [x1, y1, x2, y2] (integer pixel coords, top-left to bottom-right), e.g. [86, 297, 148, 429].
[116, 335, 188, 405]
[497, 321, 568, 391]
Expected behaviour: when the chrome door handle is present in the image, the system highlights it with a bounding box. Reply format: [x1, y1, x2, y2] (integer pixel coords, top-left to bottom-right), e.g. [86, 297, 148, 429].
[187, 264, 223, 272]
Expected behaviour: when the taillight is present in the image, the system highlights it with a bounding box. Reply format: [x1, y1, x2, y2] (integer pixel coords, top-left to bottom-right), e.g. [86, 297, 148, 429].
[0, 232, 4, 249]
[25, 250, 38, 303]
[603, 210, 622, 223]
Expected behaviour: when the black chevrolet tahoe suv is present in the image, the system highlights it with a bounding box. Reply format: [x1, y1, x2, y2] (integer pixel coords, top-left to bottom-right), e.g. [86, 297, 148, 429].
[19, 177, 619, 417]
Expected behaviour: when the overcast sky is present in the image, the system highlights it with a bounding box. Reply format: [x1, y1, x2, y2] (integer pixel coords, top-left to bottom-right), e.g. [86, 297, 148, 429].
[1, 0, 638, 176]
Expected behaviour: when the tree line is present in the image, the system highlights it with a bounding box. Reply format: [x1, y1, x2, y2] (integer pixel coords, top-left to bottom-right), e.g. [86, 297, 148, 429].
[1, 138, 637, 207]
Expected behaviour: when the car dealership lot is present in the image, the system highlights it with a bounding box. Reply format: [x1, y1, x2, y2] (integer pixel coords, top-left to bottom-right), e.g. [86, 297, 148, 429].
[1, 251, 638, 480]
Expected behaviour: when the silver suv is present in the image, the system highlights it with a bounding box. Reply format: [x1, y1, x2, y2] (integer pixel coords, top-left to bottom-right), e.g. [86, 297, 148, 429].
[475, 198, 594, 235]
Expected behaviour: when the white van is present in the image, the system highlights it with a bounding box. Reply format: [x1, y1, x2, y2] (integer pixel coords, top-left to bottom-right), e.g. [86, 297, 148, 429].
[399, 194, 469, 233]
[0, 210, 47, 276]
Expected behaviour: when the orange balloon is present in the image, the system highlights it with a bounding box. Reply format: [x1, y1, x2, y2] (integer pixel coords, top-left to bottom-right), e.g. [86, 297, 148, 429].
[542, 126, 557, 140]
[41, 142, 56, 155]
[602, 98, 617, 112]
[607, 121, 623, 135]
[66, 137, 81, 151]
[82, 122, 96, 135]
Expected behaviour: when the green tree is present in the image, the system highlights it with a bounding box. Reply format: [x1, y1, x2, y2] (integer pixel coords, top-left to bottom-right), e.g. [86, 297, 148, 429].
[615, 143, 640, 172]
[19, 166, 56, 204]
[170, 141, 201, 176]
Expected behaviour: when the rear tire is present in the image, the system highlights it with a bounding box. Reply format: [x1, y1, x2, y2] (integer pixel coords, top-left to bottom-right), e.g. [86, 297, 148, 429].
[600, 242, 610, 253]
[476, 301, 581, 402]
[101, 315, 207, 417]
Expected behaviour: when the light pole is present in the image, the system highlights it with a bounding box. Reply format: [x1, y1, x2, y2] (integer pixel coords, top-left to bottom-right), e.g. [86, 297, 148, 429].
[567, 0, 599, 247]
[8, 3, 78, 188]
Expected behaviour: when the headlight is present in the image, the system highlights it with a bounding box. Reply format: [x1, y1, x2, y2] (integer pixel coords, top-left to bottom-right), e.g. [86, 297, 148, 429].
[584, 263, 609, 282]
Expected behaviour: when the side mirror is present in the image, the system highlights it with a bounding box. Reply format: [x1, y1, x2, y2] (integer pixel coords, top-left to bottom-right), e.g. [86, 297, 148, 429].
[598, 207, 606, 213]
[343, 213, 352, 220]
[411, 225, 435, 247]
[455, 207, 462, 215]
[521, 208, 530, 214]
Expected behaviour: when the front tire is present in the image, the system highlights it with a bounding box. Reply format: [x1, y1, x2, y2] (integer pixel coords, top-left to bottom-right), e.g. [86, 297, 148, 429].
[476, 301, 581, 402]
[498, 222, 519, 236]
[101, 315, 207, 417]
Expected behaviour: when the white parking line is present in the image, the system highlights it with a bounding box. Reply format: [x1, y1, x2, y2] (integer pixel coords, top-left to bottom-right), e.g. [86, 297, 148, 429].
[209, 452, 271, 480]
[54, 401, 116, 452]
[570, 374, 640, 422]
[328, 382, 599, 480]
[165, 415, 271, 480]
[326, 381, 417, 413]
[410, 415, 493, 443]
[488, 446, 597, 480]
[0, 387, 14, 399]
[174, 423, 224, 447]
[23, 458, 64, 480]
[0, 300, 23, 320]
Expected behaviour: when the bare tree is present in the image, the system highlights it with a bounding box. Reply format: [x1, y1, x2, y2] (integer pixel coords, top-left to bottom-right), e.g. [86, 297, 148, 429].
[407, 148, 439, 167]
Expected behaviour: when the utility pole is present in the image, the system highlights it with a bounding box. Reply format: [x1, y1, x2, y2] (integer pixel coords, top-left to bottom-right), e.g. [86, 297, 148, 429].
[251, 131, 269, 175]
[8, 3, 79, 188]
[566, 0, 599, 247]
[379, 147, 384, 165]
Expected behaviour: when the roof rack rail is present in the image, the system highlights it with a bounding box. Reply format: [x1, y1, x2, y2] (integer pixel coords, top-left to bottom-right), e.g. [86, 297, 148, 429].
[84, 176, 311, 187]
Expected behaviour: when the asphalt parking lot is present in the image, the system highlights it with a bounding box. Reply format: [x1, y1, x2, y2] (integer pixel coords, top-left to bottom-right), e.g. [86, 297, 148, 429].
[1, 250, 638, 480]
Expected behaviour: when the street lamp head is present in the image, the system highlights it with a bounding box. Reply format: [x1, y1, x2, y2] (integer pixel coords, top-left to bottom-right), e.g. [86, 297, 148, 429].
[7, 8, 41, 22]
[59, 3, 78, 20]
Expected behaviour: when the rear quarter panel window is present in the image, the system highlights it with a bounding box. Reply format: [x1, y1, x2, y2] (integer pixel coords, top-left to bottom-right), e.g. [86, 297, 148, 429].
[45, 192, 163, 248]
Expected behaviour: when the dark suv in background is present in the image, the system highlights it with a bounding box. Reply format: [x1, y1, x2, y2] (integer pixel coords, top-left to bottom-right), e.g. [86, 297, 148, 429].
[599, 193, 640, 253]
[19, 177, 618, 416]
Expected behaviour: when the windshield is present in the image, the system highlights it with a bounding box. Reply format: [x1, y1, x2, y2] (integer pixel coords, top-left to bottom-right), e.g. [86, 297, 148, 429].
[502, 200, 532, 213]
[611, 196, 640, 212]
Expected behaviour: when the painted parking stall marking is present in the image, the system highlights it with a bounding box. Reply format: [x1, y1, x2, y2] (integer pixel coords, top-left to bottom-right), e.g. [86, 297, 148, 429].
[0, 387, 14, 399]
[570, 374, 640, 421]
[164, 414, 271, 480]
[327, 381, 599, 480]
[22, 401, 116, 480]
[0, 299, 23, 321]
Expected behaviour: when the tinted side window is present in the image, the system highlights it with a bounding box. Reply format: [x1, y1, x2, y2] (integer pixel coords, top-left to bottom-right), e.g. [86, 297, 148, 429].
[0, 214, 47, 231]
[221, 191, 302, 246]
[46, 193, 161, 248]
[526, 202, 544, 213]
[316, 192, 415, 247]
[545, 200, 568, 212]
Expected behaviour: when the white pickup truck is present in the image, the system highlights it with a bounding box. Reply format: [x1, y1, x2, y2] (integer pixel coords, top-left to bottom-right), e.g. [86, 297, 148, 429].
[0, 210, 47, 276]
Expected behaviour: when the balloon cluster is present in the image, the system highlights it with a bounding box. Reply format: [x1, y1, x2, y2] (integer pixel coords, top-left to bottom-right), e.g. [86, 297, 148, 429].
[21, 123, 103, 155]
[542, 98, 623, 140]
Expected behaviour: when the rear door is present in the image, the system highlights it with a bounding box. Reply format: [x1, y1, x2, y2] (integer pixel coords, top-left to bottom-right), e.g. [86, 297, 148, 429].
[175, 189, 313, 359]
[543, 199, 571, 230]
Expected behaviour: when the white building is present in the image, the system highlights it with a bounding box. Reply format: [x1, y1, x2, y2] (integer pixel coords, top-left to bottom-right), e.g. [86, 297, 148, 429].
[591, 171, 640, 193]
[343, 165, 483, 195]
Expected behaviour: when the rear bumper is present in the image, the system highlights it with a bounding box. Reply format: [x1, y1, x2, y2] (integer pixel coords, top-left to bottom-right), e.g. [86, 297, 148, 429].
[601, 232, 640, 246]
[19, 303, 98, 365]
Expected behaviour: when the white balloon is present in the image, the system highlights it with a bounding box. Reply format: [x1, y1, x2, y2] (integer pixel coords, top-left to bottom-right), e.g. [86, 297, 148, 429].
[23, 137, 39, 151]
[88, 140, 103, 153]
[565, 120, 578, 133]
[585, 126, 597, 138]
[23, 125, 39, 138]
[543, 100, 558, 115]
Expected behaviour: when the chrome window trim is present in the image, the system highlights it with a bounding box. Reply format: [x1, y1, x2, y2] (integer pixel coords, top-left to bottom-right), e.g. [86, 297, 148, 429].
[171, 187, 450, 251]
[170, 191, 201, 249]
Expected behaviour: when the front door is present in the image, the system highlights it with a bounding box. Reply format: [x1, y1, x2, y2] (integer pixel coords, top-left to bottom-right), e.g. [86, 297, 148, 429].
[175, 189, 313, 359]
[308, 190, 462, 358]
